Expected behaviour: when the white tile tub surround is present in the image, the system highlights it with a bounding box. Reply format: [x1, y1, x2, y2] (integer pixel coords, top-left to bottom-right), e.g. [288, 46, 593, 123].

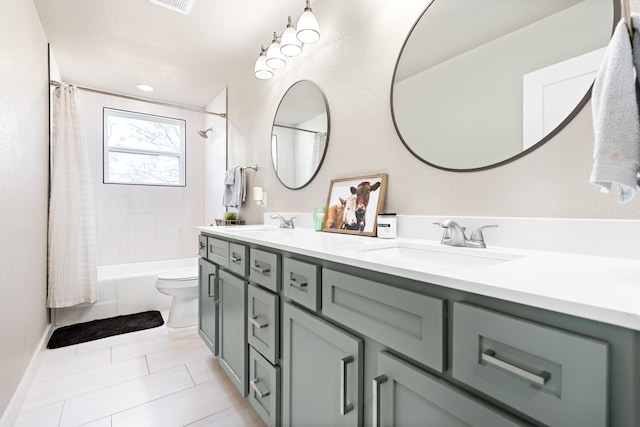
[53, 258, 198, 327]
[263, 213, 640, 260]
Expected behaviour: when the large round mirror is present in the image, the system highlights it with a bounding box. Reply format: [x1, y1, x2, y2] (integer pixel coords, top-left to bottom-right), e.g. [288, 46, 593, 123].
[271, 80, 329, 189]
[392, 0, 616, 171]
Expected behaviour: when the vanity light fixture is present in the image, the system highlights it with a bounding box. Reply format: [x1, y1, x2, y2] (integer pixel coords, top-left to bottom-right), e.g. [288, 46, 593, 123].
[296, 0, 320, 44]
[253, 1, 321, 80]
[266, 33, 287, 69]
[254, 46, 274, 80]
[280, 16, 303, 57]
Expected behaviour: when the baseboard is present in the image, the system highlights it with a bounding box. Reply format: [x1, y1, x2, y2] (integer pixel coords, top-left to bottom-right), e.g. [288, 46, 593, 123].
[0, 322, 53, 427]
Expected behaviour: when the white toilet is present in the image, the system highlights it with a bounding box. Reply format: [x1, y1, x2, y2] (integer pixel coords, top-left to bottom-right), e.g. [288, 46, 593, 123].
[155, 267, 199, 328]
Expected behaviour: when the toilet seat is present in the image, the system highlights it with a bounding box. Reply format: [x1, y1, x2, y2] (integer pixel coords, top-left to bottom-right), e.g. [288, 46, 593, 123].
[157, 267, 198, 282]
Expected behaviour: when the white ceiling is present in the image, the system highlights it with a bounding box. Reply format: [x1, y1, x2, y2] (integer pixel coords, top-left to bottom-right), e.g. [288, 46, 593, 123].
[33, 0, 313, 108]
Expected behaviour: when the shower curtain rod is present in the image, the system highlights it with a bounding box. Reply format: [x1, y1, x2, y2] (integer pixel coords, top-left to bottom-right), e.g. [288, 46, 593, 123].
[273, 123, 320, 134]
[49, 80, 226, 118]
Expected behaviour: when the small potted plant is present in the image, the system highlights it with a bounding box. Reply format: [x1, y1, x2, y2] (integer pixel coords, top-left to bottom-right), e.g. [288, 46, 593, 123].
[215, 212, 245, 226]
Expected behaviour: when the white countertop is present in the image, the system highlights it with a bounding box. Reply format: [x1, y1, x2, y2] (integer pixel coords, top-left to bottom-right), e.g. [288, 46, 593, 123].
[198, 225, 640, 332]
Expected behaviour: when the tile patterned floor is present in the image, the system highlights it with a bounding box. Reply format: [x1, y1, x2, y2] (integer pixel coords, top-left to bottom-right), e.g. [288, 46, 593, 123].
[13, 314, 266, 427]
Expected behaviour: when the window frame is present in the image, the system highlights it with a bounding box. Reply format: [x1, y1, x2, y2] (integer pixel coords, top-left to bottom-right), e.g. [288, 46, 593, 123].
[103, 107, 187, 187]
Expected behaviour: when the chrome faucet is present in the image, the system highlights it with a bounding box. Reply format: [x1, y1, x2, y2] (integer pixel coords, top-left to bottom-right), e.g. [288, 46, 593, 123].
[271, 214, 296, 229]
[435, 220, 497, 248]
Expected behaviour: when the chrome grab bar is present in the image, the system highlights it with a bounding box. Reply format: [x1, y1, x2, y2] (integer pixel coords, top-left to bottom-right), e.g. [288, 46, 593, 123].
[250, 378, 270, 398]
[481, 349, 550, 386]
[289, 278, 308, 288]
[249, 315, 268, 329]
[340, 355, 354, 415]
[372, 375, 388, 427]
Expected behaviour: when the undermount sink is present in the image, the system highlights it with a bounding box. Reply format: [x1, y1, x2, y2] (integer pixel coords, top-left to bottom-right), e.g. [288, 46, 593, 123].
[357, 241, 524, 270]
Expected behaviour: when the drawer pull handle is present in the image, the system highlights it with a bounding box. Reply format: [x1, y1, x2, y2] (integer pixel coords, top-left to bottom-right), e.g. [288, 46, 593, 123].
[250, 378, 270, 398]
[199, 242, 205, 250]
[482, 349, 550, 386]
[251, 265, 270, 275]
[249, 315, 269, 329]
[289, 278, 308, 288]
[230, 256, 242, 264]
[340, 355, 354, 415]
[372, 375, 388, 427]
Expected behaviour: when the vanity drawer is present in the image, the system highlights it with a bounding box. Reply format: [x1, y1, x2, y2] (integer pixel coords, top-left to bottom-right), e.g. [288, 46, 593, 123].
[249, 248, 280, 292]
[247, 284, 279, 365]
[198, 235, 207, 258]
[207, 237, 229, 268]
[248, 346, 280, 427]
[322, 269, 446, 372]
[283, 257, 321, 311]
[228, 243, 248, 277]
[452, 302, 608, 427]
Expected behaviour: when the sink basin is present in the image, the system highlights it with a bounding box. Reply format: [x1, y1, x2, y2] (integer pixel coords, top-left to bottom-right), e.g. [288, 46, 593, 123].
[357, 241, 523, 270]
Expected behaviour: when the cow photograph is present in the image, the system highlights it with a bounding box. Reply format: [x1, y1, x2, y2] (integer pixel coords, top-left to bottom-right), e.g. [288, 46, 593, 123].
[322, 173, 388, 236]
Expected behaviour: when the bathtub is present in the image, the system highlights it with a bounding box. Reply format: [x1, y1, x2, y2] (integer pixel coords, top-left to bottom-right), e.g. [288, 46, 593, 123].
[53, 258, 198, 326]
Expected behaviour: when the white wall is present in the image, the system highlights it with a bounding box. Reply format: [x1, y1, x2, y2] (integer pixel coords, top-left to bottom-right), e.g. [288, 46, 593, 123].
[227, 0, 640, 227]
[0, 0, 50, 416]
[78, 92, 207, 265]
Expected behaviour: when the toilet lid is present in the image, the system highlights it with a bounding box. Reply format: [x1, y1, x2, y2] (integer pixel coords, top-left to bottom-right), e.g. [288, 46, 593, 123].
[157, 267, 198, 281]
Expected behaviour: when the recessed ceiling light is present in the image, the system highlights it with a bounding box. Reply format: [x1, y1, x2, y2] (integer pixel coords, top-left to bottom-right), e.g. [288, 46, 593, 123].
[136, 84, 154, 92]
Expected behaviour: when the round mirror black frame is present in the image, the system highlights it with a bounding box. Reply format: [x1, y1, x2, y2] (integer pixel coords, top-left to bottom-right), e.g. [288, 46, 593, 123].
[390, 0, 619, 172]
[271, 80, 330, 189]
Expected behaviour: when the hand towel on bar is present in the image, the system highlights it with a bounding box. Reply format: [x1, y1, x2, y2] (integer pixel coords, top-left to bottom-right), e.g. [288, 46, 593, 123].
[590, 17, 640, 203]
[222, 166, 246, 208]
[223, 166, 240, 207]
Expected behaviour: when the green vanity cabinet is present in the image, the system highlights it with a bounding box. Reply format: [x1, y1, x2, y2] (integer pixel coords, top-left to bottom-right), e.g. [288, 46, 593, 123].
[282, 302, 363, 427]
[198, 231, 640, 427]
[375, 351, 526, 427]
[198, 257, 217, 355]
[218, 269, 248, 396]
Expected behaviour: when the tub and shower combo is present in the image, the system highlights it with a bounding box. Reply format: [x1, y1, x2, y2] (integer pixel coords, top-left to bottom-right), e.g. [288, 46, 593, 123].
[53, 258, 199, 328]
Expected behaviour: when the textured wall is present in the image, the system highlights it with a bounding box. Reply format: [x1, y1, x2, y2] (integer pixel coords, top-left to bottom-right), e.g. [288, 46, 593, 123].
[226, 0, 640, 225]
[0, 0, 50, 416]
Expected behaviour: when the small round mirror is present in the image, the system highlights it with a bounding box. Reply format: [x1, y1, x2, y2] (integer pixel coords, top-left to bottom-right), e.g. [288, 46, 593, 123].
[271, 80, 329, 189]
[391, 0, 616, 171]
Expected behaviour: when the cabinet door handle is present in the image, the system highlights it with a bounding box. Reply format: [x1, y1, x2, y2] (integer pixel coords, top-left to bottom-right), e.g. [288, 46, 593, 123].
[251, 265, 270, 275]
[207, 275, 216, 298]
[372, 375, 387, 427]
[230, 255, 242, 264]
[288, 278, 308, 288]
[249, 315, 269, 329]
[481, 349, 550, 385]
[250, 378, 270, 398]
[199, 241, 205, 250]
[340, 355, 354, 415]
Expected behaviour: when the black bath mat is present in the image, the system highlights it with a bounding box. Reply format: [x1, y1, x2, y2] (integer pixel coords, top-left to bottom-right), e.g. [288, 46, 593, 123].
[47, 310, 164, 349]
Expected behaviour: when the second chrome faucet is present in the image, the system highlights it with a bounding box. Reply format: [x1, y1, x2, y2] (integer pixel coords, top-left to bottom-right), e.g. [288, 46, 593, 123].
[435, 220, 497, 248]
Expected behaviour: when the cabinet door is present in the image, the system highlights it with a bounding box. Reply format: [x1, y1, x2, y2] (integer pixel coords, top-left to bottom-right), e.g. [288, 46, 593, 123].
[282, 302, 363, 427]
[218, 270, 248, 396]
[247, 284, 279, 365]
[375, 351, 526, 427]
[198, 258, 217, 355]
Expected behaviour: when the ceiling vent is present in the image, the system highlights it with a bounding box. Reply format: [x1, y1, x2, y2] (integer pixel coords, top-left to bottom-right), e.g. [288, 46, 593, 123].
[149, 0, 194, 15]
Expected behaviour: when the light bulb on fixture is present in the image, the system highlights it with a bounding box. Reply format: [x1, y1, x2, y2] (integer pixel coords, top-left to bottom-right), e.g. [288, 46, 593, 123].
[254, 46, 273, 80]
[296, 0, 320, 44]
[266, 33, 287, 69]
[280, 16, 302, 57]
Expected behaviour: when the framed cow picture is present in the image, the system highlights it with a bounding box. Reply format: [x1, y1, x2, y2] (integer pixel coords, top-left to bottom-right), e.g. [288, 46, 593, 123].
[322, 173, 388, 236]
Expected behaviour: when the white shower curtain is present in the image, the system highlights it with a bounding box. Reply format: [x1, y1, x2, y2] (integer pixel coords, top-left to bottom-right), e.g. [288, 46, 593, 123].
[311, 132, 326, 168]
[47, 83, 97, 308]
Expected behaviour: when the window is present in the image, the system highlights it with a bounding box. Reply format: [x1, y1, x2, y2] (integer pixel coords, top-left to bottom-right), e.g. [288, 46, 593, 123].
[103, 108, 186, 186]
